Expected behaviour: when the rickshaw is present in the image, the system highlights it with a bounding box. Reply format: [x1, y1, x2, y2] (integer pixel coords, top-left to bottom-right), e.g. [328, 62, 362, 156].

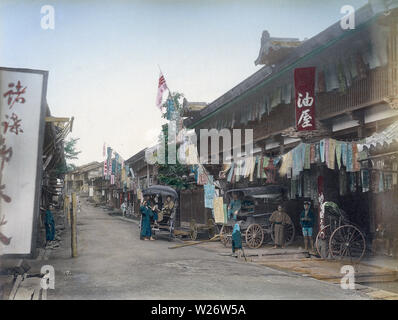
[315, 201, 366, 262]
[140, 185, 178, 241]
[220, 185, 295, 248]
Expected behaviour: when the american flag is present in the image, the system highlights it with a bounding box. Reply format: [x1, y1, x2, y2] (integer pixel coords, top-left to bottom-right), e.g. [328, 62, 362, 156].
[156, 71, 168, 109]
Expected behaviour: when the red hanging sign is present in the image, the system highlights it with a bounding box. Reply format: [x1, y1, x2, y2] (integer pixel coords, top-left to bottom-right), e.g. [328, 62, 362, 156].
[294, 67, 316, 131]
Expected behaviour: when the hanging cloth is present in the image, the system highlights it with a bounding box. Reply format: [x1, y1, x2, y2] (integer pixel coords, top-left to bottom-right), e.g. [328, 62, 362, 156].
[227, 162, 235, 182]
[336, 141, 342, 169]
[341, 142, 348, 167]
[257, 156, 262, 178]
[314, 142, 321, 163]
[279, 151, 293, 176]
[328, 139, 336, 170]
[346, 143, 353, 172]
[249, 157, 256, 181]
[310, 144, 316, 164]
[352, 143, 360, 172]
[320, 139, 326, 163]
[304, 144, 311, 170]
[262, 157, 269, 179]
[325, 139, 330, 168]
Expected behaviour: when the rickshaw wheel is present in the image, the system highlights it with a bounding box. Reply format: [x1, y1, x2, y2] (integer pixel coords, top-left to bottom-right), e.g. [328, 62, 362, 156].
[207, 218, 216, 239]
[270, 218, 296, 245]
[245, 224, 264, 249]
[190, 219, 198, 241]
[329, 225, 366, 262]
[220, 225, 232, 247]
[315, 225, 331, 258]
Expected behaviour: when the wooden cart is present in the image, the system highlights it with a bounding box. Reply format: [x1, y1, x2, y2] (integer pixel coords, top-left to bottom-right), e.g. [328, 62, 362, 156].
[219, 186, 295, 248]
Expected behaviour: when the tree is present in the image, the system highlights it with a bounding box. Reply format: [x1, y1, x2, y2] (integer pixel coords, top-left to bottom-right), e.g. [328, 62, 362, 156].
[55, 138, 81, 175]
[64, 138, 81, 161]
[156, 92, 190, 190]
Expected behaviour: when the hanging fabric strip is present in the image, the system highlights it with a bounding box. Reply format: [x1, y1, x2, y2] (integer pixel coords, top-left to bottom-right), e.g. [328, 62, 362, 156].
[352, 143, 360, 172]
[335, 141, 342, 169]
[227, 162, 235, 182]
[341, 142, 347, 167]
[347, 143, 353, 172]
[314, 142, 320, 163]
[304, 144, 311, 169]
[328, 139, 336, 170]
[262, 156, 269, 179]
[320, 139, 325, 163]
[310, 144, 316, 164]
[325, 138, 330, 168]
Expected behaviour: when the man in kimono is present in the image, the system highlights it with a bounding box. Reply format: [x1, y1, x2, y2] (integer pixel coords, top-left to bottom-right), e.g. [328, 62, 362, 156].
[140, 195, 156, 241]
[300, 201, 315, 252]
[227, 193, 241, 221]
[269, 205, 291, 248]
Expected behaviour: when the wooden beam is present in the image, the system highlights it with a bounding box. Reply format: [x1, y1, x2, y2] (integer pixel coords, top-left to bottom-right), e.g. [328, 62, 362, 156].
[45, 117, 70, 123]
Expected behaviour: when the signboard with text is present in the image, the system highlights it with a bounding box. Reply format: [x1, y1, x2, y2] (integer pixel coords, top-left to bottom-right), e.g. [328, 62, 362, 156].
[294, 67, 316, 131]
[0, 67, 47, 257]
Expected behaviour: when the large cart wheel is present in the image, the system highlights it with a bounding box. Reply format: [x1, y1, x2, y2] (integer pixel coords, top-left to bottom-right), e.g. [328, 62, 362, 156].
[190, 219, 198, 241]
[329, 225, 366, 262]
[245, 224, 264, 249]
[315, 225, 331, 258]
[270, 219, 296, 245]
[207, 218, 216, 239]
[220, 225, 232, 247]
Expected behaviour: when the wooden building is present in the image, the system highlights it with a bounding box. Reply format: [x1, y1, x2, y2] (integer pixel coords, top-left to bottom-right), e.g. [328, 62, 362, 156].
[184, 2, 398, 244]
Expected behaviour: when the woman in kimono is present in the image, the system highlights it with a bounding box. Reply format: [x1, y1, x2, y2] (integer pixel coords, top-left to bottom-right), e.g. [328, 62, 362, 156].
[269, 205, 291, 248]
[231, 222, 243, 256]
[140, 195, 156, 241]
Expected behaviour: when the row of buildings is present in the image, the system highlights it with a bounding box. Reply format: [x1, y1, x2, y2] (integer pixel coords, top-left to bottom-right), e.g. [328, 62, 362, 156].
[67, 1, 398, 250]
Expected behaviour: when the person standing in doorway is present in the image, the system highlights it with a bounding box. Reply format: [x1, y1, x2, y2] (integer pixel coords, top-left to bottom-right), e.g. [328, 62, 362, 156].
[300, 201, 315, 252]
[269, 205, 291, 249]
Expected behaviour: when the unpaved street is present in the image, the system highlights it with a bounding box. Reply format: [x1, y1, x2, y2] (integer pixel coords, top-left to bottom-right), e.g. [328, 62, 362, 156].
[46, 202, 369, 300]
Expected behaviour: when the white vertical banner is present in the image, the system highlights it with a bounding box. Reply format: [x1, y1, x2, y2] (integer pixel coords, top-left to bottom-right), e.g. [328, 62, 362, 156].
[0, 68, 47, 256]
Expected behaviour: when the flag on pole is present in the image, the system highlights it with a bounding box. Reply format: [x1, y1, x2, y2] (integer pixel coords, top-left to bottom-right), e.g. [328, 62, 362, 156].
[156, 72, 168, 109]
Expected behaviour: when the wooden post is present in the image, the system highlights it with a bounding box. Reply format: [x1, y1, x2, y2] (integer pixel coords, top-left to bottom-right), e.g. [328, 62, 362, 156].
[64, 195, 70, 226]
[71, 193, 77, 257]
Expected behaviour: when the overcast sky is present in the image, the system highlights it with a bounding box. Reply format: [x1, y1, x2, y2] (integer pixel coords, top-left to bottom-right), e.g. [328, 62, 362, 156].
[0, 0, 368, 165]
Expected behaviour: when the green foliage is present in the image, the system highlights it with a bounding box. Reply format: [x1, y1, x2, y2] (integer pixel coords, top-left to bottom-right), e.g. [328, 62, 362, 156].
[160, 91, 184, 119]
[157, 92, 190, 190]
[64, 138, 81, 160]
[54, 138, 81, 176]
